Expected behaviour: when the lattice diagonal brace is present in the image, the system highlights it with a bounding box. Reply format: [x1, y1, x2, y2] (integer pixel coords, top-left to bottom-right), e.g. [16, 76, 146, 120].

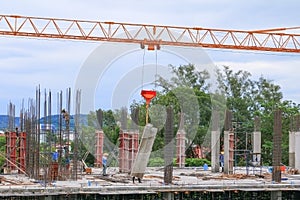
[0, 15, 300, 53]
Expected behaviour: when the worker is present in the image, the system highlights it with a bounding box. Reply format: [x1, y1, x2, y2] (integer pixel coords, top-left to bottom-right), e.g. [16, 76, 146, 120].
[132, 176, 141, 183]
[52, 151, 58, 162]
[219, 151, 224, 172]
[102, 153, 108, 176]
[61, 109, 70, 125]
[65, 157, 70, 170]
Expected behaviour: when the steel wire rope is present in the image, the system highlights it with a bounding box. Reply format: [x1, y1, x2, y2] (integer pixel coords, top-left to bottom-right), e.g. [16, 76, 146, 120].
[155, 48, 158, 89]
[141, 48, 146, 90]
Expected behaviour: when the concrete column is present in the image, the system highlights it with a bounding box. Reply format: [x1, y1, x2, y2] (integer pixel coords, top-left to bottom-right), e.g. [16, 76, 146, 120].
[224, 131, 233, 174]
[289, 131, 295, 168]
[131, 124, 158, 179]
[271, 191, 282, 200]
[94, 130, 104, 168]
[119, 130, 126, 172]
[6, 131, 17, 172]
[176, 112, 185, 168]
[176, 130, 186, 168]
[252, 131, 261, 165]
[224, 110, 233, 174]
[44, 196, 53, 200]
[229, 133, 234, 173]
[19, 132, 26, 172]
[211, 110, 220, 173]
[211, 130, 220, 172]
[128, 132, 139, 171]
[164, 107, 174, 185]
[272, 110, 282, 183]
[163, 192, 174, 200]
[295, 132, 300, 170]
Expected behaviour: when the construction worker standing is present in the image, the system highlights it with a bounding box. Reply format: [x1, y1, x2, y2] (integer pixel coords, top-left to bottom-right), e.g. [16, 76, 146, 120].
[102, 153, 108, 176]
[220, 151, 224, 172]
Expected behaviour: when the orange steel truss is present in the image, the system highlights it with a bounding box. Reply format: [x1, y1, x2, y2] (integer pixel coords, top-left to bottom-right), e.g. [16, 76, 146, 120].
[0, 15, 300, 53]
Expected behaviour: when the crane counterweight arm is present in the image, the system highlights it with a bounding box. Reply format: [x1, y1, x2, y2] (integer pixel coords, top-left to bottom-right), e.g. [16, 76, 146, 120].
[0, 15, 300, 53]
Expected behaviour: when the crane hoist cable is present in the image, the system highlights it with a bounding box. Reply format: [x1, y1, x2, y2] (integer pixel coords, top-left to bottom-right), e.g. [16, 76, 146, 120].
[140, 47, 158, 124]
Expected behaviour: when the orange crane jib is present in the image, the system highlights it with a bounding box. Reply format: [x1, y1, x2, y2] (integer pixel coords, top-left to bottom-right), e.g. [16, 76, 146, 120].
[0, 15, 300, 53]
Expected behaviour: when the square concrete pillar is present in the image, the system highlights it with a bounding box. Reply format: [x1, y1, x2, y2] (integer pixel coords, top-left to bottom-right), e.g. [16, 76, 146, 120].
[224, 131, 234, 174]
[252, 131, 261, 165]
[211, 130, 220, 172]
[289, 131, 295, 168]
[295, 132, 300, 170]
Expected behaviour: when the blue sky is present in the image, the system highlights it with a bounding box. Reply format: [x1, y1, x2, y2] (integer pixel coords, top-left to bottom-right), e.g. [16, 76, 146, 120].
[0, 0, 300, 115]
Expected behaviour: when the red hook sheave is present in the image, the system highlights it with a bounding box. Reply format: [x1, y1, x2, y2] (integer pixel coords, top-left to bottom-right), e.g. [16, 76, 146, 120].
[141, 90, 156, 105]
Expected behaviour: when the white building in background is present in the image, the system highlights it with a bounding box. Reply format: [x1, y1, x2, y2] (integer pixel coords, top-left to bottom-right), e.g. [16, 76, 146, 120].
[39, 123, 75, 143]
[40, 124, 56, 133]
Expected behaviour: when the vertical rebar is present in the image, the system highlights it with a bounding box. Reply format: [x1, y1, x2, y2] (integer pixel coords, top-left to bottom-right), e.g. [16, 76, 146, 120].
[224, 110, 232, 132]
[73, 89, 81, 180]
[130, 107, 139, 130]
[42, 89, 47, 183]
[272, 109, 282, 183]
[7, 102, 15, 131]
[121, 107, 128, 130]
[65, 88, 71, 179]
[25, 99, 35, 178]
[164, 107, 174, 185]
[96, 109, 103, 129]
[20, 99, 24, 132]
[43, 89, 47, 143]
[35, 86, 41, 179]
[176, 112, 186, 168]
[48, 90, 52, 181]
[58, 91, 63, 178]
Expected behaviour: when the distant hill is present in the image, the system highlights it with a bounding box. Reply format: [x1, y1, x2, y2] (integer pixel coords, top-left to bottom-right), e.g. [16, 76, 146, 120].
[0, 115, 19, 130]
[0, 114, 88, 131]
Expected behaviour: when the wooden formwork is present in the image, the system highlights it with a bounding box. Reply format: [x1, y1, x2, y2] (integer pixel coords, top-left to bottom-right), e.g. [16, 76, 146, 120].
[94, 130, 104, 168]
[119, 131, 139, 173]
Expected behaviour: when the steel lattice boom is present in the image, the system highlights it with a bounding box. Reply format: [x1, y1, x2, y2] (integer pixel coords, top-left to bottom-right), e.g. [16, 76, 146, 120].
[1, 15, 300, 53]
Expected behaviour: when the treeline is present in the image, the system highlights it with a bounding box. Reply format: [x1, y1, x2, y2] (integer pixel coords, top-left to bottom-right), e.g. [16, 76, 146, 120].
[83, 64, 300, 166]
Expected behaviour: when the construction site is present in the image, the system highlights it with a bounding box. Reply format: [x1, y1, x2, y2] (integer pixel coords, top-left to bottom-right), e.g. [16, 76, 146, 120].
[1, 86, 300, 200]
[0, 14, 300, 200]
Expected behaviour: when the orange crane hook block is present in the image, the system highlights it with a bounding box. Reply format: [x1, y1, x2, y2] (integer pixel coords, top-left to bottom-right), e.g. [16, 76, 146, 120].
[141, 90, 156, 106]
[141, 90, 156, 124]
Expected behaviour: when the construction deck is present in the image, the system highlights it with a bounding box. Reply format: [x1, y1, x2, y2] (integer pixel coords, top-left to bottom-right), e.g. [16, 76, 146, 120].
[0, 167, 300, 197]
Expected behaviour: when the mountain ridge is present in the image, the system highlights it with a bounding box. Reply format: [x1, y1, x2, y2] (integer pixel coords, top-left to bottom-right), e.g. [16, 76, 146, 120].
[0, 114, 88, 131]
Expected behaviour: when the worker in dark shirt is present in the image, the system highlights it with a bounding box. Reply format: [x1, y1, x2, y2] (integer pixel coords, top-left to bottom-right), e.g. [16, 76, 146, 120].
[220, 151, 224, 172]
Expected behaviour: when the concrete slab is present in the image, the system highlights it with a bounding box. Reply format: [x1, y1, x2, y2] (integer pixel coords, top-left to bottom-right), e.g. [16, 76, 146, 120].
[0, 166, 300, 196]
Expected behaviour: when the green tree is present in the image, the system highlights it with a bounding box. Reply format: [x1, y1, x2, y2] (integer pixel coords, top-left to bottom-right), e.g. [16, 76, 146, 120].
[154, 64, 212, 155]
[217, 66, 255, 129]
[130, 63, 300, 167]
[218, 66, 300, 165]
[0, 136, 5, 169]
[102, 109, 120, 145]
[79, 109, 121, 166]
